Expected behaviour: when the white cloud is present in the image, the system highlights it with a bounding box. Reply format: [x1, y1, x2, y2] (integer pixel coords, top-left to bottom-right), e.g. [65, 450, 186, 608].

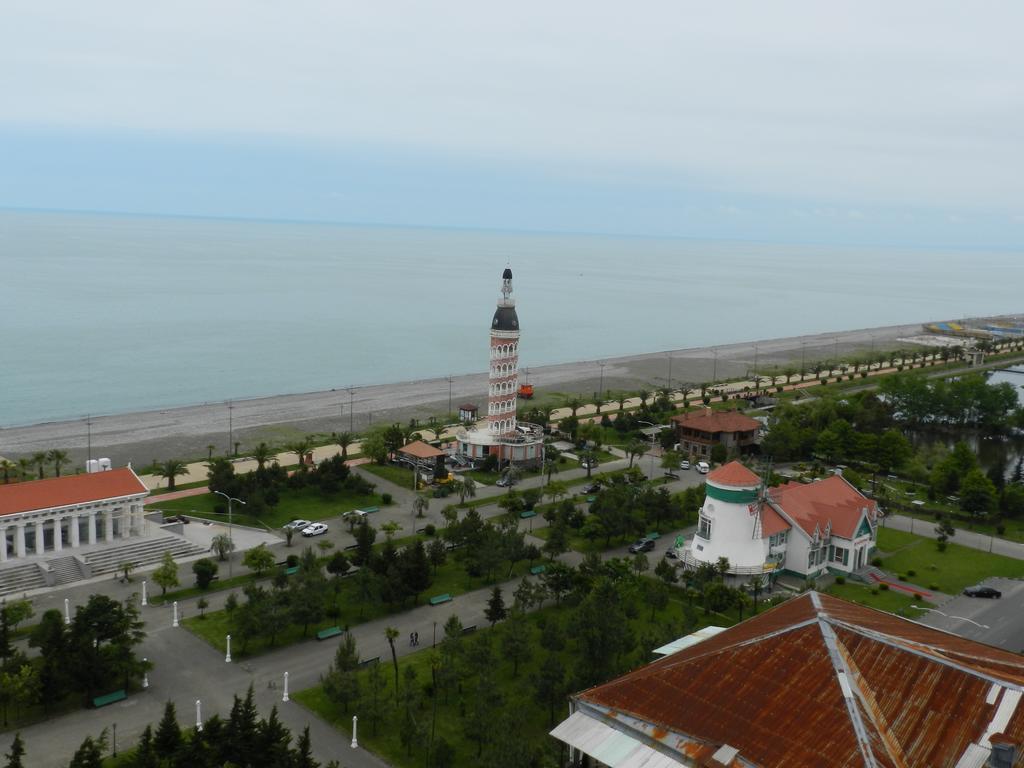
[1, 1, 1022, 212]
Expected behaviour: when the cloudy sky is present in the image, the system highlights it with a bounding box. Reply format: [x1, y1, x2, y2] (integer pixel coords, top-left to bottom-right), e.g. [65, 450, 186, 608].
[2, 1, 1022, 245]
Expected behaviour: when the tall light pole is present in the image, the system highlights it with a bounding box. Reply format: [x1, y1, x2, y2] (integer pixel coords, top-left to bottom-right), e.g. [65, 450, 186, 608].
[347, 388, 355, 431]
[227, 400, 233, 457]
[712, 348, 718, 383]
[447, 375, 453, 416]
[667, 354, 673, 393]
[212, 491, 246, 578]
[86, 415, 92, 465]
[598, 361, 606, 403]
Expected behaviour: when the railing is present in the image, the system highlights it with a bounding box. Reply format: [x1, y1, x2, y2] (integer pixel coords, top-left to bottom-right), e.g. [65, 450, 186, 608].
[676, 547, 782, 576]
[496, 422, 545, 444]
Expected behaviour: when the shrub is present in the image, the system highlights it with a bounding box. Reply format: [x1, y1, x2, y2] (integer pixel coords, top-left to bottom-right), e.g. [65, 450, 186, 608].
[871, 556, 883, 567]
[381, 492, 393, 505]
[835, 575, 846, 585]
[907, 569, 916, 577]
[879, 583, 890, 591]
[929, 583, 940, 591]
[898, 574, 907, 582]
[286, 554, 299, 568]
[860, 371, 868, 378]
[996, 524, 1006, 535]
[821, 379, 829, 386]
[870, 588, 879, 595]
[913, 592, 923, 601]
[424, 524, 436, 537]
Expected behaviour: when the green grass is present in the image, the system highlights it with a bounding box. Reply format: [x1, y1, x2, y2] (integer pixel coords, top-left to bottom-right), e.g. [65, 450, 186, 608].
[293, 590, 742, 768]
[362, 462, 420, 490]
[183, 557, 534, 658]
[875, 527, 1024, 594]
[826, 581, 925, 614]
[149, 570, 269, 605]
[154, 485, 384, 530]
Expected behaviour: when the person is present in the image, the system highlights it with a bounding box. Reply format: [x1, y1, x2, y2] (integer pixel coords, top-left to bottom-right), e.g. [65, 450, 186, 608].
[410, 632, 415, 646]
[414, 631, 419, 646]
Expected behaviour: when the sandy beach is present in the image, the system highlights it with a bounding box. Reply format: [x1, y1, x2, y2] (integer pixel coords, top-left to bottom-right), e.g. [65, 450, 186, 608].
[0, 320, 929, 467]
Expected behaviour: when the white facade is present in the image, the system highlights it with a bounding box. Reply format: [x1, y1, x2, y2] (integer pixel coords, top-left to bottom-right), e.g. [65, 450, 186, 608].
[692, 486, 771, 572]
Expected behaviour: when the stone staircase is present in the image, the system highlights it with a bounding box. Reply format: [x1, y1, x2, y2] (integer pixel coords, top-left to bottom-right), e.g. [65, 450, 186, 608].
[852, 565, 887, 585]
[0, 561, 48, 598]
[83, 534, 208, 577]
[47, 555, 87, 586]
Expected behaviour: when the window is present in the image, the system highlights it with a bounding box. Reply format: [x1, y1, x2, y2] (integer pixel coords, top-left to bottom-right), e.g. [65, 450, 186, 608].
[831, 545, 849, 566]
[697, 515, 712, 540]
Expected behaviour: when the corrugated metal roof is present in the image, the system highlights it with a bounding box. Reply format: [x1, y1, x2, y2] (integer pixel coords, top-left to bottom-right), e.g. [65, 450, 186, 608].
[652, 626, 729, 657]
[566, 592, 1024, 768]
[550, 711, 682, 768]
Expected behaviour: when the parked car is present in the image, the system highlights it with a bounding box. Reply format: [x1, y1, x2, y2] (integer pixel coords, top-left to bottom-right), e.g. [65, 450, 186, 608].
[581, 481, 603, 494]
[962, 585, 1001, 598]
[496, 474, 518, 488]
[580, 457, 599, 470]
[679, 459, 691, 470]
[664, 548, 679, 560]
[284, 519, 312, 531]
[696, 461, 710, 474]
[301, 522, 329, 537]
[628, 538, 656, 554]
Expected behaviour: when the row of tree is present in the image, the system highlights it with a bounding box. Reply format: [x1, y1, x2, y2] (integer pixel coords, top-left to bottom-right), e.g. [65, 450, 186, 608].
[0, 449, 70, 483]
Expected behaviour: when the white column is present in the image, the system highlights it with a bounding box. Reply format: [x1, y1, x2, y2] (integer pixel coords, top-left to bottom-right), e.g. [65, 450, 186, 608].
[70, 514, 80, 548]
[104, 510, 113, 543]
[53, 517, 63, 552]
[0, 527, 7, 562]
[15, 524, 26, 558]
[87, 512, 97, 545]
[35, 520, 45, 555]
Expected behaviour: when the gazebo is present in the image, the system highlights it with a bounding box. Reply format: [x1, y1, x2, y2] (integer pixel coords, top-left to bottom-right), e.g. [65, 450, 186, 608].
[397, 440, 448, 487]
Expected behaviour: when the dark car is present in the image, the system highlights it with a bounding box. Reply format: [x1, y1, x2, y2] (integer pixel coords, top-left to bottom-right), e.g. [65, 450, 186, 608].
[963, 585, 1001, 599]
[581, 481, 602, 494]
[628, 538, 656, 554]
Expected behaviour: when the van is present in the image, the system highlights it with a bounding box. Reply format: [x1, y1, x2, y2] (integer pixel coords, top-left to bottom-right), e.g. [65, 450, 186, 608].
[696, 461, 710, 474]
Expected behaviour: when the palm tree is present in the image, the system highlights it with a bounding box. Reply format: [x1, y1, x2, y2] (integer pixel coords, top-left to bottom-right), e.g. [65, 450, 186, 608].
[412, 495, 430, 519]
[384, 627, 400, 696]
[542, 449, 561, 483]
[206, 444, 216, 462]
[615, 392, 629, 412]
[333, 431, 354, 461]
[156, 459, 190, 491]
[47, 449, 70, 477]
[0, 460, 15, 484]
[637, 388, 651, 407]
[453, 476, 476, 506]
[16, 458, 32, 482]
[252, 442, 274, 470]
[31, 452, 48, 479]
[565, 397, 584, 417]
[625, 439, 647, 469]
[285, 437, 314, 470]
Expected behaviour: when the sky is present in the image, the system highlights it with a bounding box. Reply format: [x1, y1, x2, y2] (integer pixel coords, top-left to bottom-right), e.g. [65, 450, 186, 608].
[1, 1, 1023, 246]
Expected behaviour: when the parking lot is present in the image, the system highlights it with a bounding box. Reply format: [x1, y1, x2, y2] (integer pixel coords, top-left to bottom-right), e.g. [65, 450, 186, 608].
[914, 578, 1024, 653]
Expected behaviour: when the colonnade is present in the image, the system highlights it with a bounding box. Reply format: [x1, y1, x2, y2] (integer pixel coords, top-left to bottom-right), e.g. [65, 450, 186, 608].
[0, 504, 145, 563]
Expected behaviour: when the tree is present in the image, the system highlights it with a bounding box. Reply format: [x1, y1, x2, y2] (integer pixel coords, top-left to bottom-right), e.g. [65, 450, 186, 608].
[252, 442, 274, 470]
[654, 557, 678, 586]
[30, 452, 47, 480]
[452, 476, 477, 505]
[28, 610, 67, 713]
[153, 701, 183, 760]
[625, 439, 647, 469]
[3, 732, 26, 768]
[0, 459, 17, 484]
[155, 458, 190, 491]
[959, 469, 998, 523]
[427, 537, 447, 574]
[323, 633, 361, 713]
[747, 574, 765, 613]
[0, 664, 38, 728]
[484, 586, 507, 627]
[67, 732, 107, 768]
[384, 627, 400, 695]
[401, 540, 433, 603]
[935, 516, 955, 552]
[209, 533, 235, 562]
[242, 543, 275, 577]
[542, 521, 570, 560]
[326, 551, 351, 591]
[197, 597, 209, 618]
[412, 494, 430, 519]
[192, 558, 219, 589]
[45, 448, 70, 478]
[501, 609, 531, 677]
[152, 551, 179, 596]
[285, 437, 314, 469]
[632, 552, 650, 576]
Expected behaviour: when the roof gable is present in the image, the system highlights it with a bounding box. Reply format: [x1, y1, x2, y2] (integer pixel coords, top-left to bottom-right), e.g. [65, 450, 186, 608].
[707, 461, 762, 488]
[671, 409, 761, 433]
[576, 592, 1024, 768]
[397, 440, 446, 459]
[769, 475, 877, 539]
[0, 468, 148, 517]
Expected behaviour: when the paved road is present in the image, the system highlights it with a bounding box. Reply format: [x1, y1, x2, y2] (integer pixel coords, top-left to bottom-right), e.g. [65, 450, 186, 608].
[914, 577, 1024, 653]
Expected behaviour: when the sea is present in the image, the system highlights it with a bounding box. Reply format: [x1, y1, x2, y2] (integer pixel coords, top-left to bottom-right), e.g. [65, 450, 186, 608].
[2, 209, 1022, 428]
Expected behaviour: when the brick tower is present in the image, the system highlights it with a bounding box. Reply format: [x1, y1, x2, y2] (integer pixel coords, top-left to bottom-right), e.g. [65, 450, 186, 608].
[488, 267, 520, 435]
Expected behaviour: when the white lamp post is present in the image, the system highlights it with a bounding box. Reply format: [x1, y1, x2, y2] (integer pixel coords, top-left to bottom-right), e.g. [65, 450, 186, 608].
[142, 658, 149, 689]
[282, 671, 289, 702]
[172, 601, 179, 628]
[212, 491, 246, 578]
[141, 580, 148, 606]
[351, 715, 358, 749]
[64, 598, 71, 625]
[225, 634, 232, 663]
[195, 699, 203, 732]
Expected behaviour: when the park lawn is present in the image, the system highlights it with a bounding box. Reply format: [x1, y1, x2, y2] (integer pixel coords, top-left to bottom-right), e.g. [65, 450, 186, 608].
[293, 591, 743, 768]
[826, 581, 925, 615]
[183, 557, 535, 659]
[875, 528, 1024, 594]
[155, 485, 384, 530]
[150, 570, 266, 605]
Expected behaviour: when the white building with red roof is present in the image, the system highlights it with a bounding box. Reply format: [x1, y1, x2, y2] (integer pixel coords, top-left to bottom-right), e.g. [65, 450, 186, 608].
[679, 461, 880, 579]
[0, 467, 148, 563]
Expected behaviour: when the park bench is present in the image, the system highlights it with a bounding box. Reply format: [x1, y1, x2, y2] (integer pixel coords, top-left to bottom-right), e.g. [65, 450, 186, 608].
[285, 566, 299, 576]
[646, 532, 661, 541]
[461, 625, 477, 635]
[316, 626, 343, 641]
[429, 593, 453, 606]
[358, 656, 381, 667]
[92, 690, 126, 708]
[519, 510, 537, 519]
[356, 506, 379, 515]
[585, 496, 597, 503]
[529, 565, 546, 575]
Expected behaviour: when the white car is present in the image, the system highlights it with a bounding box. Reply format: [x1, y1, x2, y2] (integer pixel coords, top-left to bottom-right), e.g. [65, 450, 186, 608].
[301, 522, 329, 537]
[696, 461, 710, 474]
[679, 459, 691, 470]
[284, 519, 312, 531]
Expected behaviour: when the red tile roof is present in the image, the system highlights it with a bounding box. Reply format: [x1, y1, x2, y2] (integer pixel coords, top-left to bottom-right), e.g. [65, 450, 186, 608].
[671, 409, 761, 433]
[707, 461, 762, 488]
[575, 592, 1024, 768]
[397, 440, 446, 459]
[0, 468, 148, 517]
[758, 504, 791, 536]
[769, 475, 878, 539]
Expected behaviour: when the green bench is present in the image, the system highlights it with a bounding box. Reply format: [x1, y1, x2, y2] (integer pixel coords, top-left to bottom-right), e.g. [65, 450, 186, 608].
[429, 593, 453, 606]
[646, 532, 661, 541]
[285, 566, 300, 576]
[92, 690, 126, 708]
[519, 510, 537, 519]
[358, 506, 380, 514]
[585, 496, 597, 503]
[317, 626, 343, 641]
[530, 564, 546, 575]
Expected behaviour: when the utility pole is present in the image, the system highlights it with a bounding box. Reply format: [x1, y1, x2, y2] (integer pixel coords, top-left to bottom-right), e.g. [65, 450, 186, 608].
[347, 388, 355, 432]
[447, 375, 453, 416]
[86, 415, 92, 464]
[227, 400, 233, 457]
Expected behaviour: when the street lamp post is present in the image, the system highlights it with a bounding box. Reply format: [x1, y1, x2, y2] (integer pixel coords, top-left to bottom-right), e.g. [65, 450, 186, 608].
[667, 354, 673, 393]
[447, 375, 453, 416]
[347, 388, 355, 431]
[712, 348, 718, 383]
[212, 491, 246, 578]
[598, 361, 606, 403]
[227, 400, 233, 457]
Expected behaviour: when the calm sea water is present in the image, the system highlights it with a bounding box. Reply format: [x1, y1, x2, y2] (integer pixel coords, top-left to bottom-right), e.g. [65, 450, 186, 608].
[2, 210, 1022, 427]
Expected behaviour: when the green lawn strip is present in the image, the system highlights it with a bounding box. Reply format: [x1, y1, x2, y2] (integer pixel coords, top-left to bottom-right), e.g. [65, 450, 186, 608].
[875, 528, 1024, 594]
[182, 558, 530, 659]
[361, 462, 420, 490]
[293, 594, 740, 768]
[149, 570, 267, 605]
[826, 581, 925, 615]
[153, 486, 384, 530]
[147, 478, 211, 496]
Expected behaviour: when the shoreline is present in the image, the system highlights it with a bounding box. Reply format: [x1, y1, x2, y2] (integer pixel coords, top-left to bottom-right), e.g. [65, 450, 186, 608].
[0, 319, 962, 466]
